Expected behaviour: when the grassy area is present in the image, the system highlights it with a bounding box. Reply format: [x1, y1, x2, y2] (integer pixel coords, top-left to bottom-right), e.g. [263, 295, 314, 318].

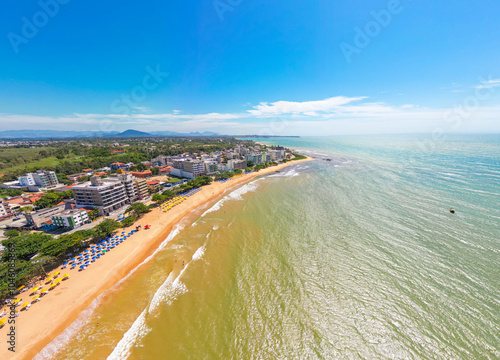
[0, 156, 61, 174]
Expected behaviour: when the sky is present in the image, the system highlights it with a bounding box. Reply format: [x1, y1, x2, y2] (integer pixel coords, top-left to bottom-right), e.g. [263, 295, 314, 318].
[0, 0, 499, 135]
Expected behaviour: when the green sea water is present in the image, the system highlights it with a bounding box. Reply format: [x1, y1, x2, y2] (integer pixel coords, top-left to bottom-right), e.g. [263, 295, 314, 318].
[40, 135, 499, 360]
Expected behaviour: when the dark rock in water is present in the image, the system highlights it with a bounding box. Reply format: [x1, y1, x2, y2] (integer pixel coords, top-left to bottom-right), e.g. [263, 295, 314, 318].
[449, 208, 455, 214]
[326, 159, 332, 161]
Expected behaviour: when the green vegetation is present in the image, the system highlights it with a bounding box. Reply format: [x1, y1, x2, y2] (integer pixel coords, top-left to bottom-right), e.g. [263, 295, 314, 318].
[120, 216, 137, 227]
[0, 188, 23, 199]
[34, 190, 73, 208]
[3, 229, 19, 238]
[0, 230, 95, 300]
[125, 202, 151, 217]
[94, 219, 121, 238]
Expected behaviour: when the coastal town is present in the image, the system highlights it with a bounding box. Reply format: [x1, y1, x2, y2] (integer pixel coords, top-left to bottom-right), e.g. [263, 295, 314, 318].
[0, 137, 305, 323]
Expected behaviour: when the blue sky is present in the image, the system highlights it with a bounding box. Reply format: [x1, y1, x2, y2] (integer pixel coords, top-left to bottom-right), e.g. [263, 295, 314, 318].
[1, 0, 499, 135]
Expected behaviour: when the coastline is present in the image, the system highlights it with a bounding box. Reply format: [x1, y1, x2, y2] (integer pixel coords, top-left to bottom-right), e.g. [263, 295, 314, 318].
[1, 157, 312, 360]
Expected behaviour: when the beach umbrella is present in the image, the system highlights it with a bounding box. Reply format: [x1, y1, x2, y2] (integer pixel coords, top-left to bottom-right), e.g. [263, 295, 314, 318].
[54, 279, 62, 284]
[63, 274, 70, 279]
[53, 271, 60, 277]
[41, 288, 48, 295]
[63, 262, 68, 266]
[32, 295, 40, 302]
[80, 265, 86, 269]
[85, 261, 90, 265]
[0, 319, 7, 327]
[17, 286, 25, 292]
[45, 277, 53, 283]
[71, 258, 76, 261]
[11, 299, 21, 305]
[49, 283, 56, 289]
[31, 287, 40, 294]
[21, 302, 29, 309]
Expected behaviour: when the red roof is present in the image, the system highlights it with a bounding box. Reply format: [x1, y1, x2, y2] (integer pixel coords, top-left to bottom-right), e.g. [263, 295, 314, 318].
[82, 168, 92, 172]
[146, 180, 159, 185]
[112, 162, 125, 165]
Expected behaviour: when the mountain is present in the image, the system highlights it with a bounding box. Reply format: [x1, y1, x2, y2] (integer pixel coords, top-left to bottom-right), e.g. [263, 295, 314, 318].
[115, 129, 152, 137]
[0, 129, 224, 139]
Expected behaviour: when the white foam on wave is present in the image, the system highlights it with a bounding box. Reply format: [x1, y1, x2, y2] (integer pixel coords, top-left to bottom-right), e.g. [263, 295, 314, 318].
[268, 168, 299, 178]
[107, 271, 188, 360]
[34, 223, 185, 360]
[200, 180, 262, 217]
[192, 245, 206, 261]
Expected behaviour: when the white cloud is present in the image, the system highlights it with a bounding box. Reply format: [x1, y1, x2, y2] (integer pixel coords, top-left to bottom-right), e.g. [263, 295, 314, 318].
[247, 96, 367, 116]
[1, 94, 499, 135]
[475, 78, 500, 89]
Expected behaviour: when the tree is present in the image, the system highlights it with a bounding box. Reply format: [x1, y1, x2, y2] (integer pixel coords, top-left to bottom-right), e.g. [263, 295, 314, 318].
[4, 229, 19, 239]
[18, 206, 33, 214]
[136, 163, 147, 171]
[152, 193, 166, 203]
[94, 219, 120, 238]
[151, 167, 160, 176]
[121, 216, 136, 227]
[125, 202, 150, 217]
[88, 208, 100, 221]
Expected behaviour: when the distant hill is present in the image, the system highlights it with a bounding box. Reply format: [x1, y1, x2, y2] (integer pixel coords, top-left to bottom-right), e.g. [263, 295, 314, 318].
[115, 129, 152, 137]
[0, 129, 223, 139]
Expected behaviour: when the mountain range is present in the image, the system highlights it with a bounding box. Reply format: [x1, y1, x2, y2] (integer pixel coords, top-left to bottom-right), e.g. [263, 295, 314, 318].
[0, 129, 223, 139]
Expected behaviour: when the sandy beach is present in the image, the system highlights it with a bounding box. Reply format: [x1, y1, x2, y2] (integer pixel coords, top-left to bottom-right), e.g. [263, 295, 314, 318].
[0, 158, 311, 360]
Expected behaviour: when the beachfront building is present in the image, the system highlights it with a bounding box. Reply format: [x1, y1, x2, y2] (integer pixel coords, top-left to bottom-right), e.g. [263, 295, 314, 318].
[51, 209, 90, 229]
[267, 149, 286, 161]
[245, 153, 263, 165]
[134, 179, 148, 199]
[72, 176, 130, 216]
[171, 159, 205, 179]
[203, 161, 219, 175]
[117, 174, 139, 202]
[227, 159, 247, 170]
[0, 200, 14, 219]
[25, 203, 67, 228]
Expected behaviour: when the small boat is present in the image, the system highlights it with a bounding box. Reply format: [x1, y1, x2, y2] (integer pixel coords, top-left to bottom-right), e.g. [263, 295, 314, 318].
[449, 208, 455, 214]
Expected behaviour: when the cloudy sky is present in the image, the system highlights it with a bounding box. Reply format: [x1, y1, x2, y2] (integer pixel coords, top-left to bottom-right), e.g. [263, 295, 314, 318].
[1, 0, 499, 135]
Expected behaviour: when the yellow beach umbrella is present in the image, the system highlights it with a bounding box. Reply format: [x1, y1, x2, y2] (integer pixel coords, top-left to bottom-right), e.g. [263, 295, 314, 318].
[53, 271, 60, 277]
[45, 277, 53, 283]
[17, 286, 25, 291]
[32, 295, 40, 302]
[41, 288, 48, 294]
[54, 279, 62, 284]
[12, 299, 21, 305]
[0, 318, 7, 326]
[49, 283, 56, 289]
[63, 274, 70, 279]
[31, 287, 40, 292]
[21, 302, 29, 308]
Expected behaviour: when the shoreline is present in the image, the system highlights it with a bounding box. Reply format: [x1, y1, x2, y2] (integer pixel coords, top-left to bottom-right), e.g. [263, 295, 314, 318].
[1, 157, 312, 360]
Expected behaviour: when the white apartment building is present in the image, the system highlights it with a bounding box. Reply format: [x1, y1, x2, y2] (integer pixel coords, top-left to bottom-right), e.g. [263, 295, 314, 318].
[51, 209, 90, 229]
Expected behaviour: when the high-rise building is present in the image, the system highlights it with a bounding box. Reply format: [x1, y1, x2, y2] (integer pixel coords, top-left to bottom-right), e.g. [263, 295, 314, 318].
[72, 176, 129, 216]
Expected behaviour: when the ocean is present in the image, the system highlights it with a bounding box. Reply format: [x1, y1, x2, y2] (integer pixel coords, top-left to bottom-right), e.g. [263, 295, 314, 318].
[41, 135, 499, 360]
